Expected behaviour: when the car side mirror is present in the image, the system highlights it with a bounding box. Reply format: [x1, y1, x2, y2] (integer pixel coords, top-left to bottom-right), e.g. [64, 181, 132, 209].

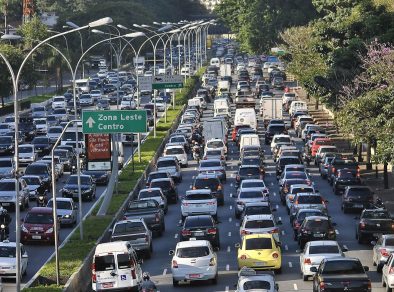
[310, 267, 318, 273]
[234, 243, 240, 249]
[137, 259, 143, 265]
[332, 222, 337, 226]
[272, 208, 277, 212]
[276, 220, 282, 225]
[342, 246, 348, 252]
[371, 241, 377, 246]
[363, 266, 369, 272]
[296, 249, 302, 253]
[275, 283, 279, 291]
[22, 253, 28, 258]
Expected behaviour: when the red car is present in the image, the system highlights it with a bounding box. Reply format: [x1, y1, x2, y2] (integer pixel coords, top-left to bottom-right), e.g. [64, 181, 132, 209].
[21, 207, 58, 245]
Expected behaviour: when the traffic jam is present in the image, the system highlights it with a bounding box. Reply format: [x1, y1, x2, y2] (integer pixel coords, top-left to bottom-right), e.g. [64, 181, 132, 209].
[89, 40, 394, 292]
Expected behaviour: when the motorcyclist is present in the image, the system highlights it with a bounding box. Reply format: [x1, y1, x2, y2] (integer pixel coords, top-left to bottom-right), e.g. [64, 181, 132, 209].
[0, 206, 11, 240]
[140, 272, 157, 291]
[192, 142, 202, 162]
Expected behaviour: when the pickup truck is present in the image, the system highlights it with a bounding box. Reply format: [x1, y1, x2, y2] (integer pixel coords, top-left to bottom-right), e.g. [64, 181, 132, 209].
[311, 257, 371, 292]
[123, 199, 165, 235]
[356, 208, 394, 243]
[327, 155, 359, 185]
[235, 91, 256, 108]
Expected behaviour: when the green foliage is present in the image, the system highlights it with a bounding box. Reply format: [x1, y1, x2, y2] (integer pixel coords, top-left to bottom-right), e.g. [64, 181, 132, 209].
[17, 15, 50, 49]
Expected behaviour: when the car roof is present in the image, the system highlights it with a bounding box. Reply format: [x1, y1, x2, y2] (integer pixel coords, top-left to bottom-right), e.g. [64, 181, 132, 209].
[244, 214, 274, 221]
[241, 179, 265, 183]
[140, 187, 162, 192]
[239, 164, 260, 168]
[28, 207, 52, 214]
[151, 178, 171, 182]
[307, 240, 339, 247]
[115, 218, 145, 225]
[243, 233, 274, 239]
[186, 189, 211, 195]
[158, 156, 177, 161]
[176, 239, 211, 249]
[244, 201, 270, 207]
[49, 197, 73, 203]
[305, 216, 329, 221]
[195, 173, 219, 179]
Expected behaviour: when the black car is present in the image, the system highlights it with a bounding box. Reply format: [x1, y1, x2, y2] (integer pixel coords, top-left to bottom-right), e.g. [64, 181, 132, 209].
[311, 258, 371, 292]
[280, 178, 311, 204]
[31, 137, 52, 156]
[297, 216, 336, 248]
[276, 156, 302, 177]
[18, 118, 36, 141]
[180, 215, 220, 248]
[53, 149, 75, 172]
[332, 168, 362, 195]
[328, 155, 359, 185]
[239, 156, 264, 170]
[145, 171, 171, 186]
[24, 162, 52, 191]
[193, 174, 224, 206]
[0, 136, 14, 155]
[103, 84, 117, 94]
[342, 186, 374, 213]
[21, 175, 47, 200]
[150, 178, 178, 204]
[61, 174, 96, 201]
[355, 209, 394, 243]
[265, 124, 286, 144]
[82, 170, 110, 185]
[291, 209, 326, 240]
[236, 165, 263, 186]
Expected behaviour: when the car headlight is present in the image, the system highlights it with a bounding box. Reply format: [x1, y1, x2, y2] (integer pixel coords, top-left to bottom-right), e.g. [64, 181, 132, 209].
[45, 227, 53, 234]
[64, 215, 70, 218]
[0, 224, 5, 229]
[21, 225, 28, 233]
[82, 189, 91, 193]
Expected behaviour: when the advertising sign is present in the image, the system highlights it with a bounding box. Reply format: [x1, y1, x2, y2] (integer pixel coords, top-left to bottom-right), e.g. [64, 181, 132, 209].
[85, 134, 111, 170]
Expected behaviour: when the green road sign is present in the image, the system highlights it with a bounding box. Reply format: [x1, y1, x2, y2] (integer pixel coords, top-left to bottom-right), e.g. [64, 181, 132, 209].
[152, 75, 183, 89]
[152, 83, 183, 89]
[82, 110, 147, 134]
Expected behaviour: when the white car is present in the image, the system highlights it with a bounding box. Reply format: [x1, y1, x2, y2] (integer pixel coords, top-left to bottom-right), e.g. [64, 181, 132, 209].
[151, 97, 166, 112]
[237, 81, 249, 91]
[181, 190, 217, 219]
[79, 94, 93, 106]
[235, 188, 268, 219]
[3, 116, 15, 130]
[236, 267, 279, 292]
[52, 96, 66, 109]
[270, 134, 292, 153]
[33, 118, 48, 135]
[164, 144, 188, 167]
[372, 234, 394, 273]
[138, 188, 168, 213]
[170, 239, 218, 287]
[120, 97, 136, 110]
[205, 138, 227, 155]
[46, 126, 63, 143]
[298, 240, 346, 281]
[0, 240, 28, 279]
[47, 197, 77, 226]
[18, 144, 37, 165]
[90, 89, 102, 101]
[382, 253, 394, 290]
[240, 214, 281, 242]
[238, 179, 269, 197]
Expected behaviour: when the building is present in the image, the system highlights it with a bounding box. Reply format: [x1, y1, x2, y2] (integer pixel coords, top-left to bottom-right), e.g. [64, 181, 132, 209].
[199, 0, 221, 12]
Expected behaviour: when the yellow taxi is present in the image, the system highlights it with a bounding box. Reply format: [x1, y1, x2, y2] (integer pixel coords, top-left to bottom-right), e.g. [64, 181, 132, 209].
[236, 233, 282, 273]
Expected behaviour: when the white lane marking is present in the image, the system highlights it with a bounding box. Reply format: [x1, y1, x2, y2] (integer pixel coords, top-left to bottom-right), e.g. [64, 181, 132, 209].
[194, 167, 197, 170]
[281, 230, 285, 235]
[227, 246, 231, 253]
[236, 222, 240, 227]
[276, 204, 279, 209]
[189, 185, 192, 189]
[285, 244, 289, 251]
[293, 283, 298, 290]
[230, 183, 233, 187]
[289, 262, 293, 268]
[278, 217, 282, 221]
[343, 245, 348, 251]
[273, 192, 277, 197]
[162, 268, 167, 275]
[230, 193, 233, 197]
[225, 286, 229, 292]
[174, 234, 178, 239]
[229, 217, 232, 222]
[192, 176, 195, 179]
[178, 220, 182, 224]
[230, 205, 233, 210]
[270, 182, 274, 186]
[228, 232, 232, 237]
[226, 264, 230, 271]
[335, 229, 339, 235]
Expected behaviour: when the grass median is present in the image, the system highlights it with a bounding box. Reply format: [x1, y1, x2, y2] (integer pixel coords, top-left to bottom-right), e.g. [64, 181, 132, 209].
[23, 67, 205, 291]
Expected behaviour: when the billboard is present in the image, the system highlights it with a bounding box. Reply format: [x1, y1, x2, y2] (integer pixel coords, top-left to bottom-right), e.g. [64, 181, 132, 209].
[85, 134, 111, 170]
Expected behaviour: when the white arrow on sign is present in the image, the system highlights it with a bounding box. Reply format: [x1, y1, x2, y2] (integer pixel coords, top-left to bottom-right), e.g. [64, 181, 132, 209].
[86, 117, 96, 128]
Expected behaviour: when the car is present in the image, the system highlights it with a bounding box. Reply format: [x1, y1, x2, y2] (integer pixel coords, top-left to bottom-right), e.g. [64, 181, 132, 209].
[236, 233, 282, 273]
[120, 96, 136, 110]
[21, 175, 47, 200]
[150, 97, 166, 111]
[149, 178, 178, 204]
[355, 208, 394, 243]
[21, 207, 58, 245]
[236, 165, 264, 186]
[170, 239, 218, 286]
[240, 202, 276, 221]
[332, 168, 362, 195]
[192, 174, 224, 206]
[285, 184, 316, 213]
[0, 136, 14, 155]
[319, 154, 336, 178]
[203, 148, 226, 161]
[53, 149, 74, 172]
[52, 96, 66, 109]
[341, 186, 374, 213]
[156, 157, 182, 183]
[24, 162, 51, 191]
[372, 234, 394, 273]
[240, 214, 281, 242]
[145, 171, 171, 186]
[289, 193, 328, 220]
[47, 198, 77, 226]
[235, 188, 269, 219]
[205, 138, 227, 155]
[96, 98, 110, 110]
[46, 126, 63, 143]
[163, 145, 188, 167]
[298, 240, 347, 281]
[0, 158, 14, 179]
[291, 209, 326, 240]
[238, 179, 269, 196]
[265, 124, 286, 144]
[110, 218, 153, 258]
[181, 189, 217, 220]
[31, 136, 52, 156]
[297, 216, 336, 249]
[311, 258, 371, 292]
[180, 215, 220, 248]
[279, 178, 312, 204]
[276, 156, 302, 177]
[79, 93, 93, 106]
[270, 134, 291, 153]
[138, 188, 168, 213]
[235, 267, 279, 292]
[82, 170, 110, 185]
[61, 174, 96, 201]
[0, 178, 29, 210]
[0, 240, 28, 279]
[33, 118, 48, 135]
[198, 159, 226, 182]
[41, 155, 64, 178]
[382, 253, 394, 290]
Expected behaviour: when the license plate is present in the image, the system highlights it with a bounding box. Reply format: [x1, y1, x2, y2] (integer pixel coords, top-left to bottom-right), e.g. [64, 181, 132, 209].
[254, 262, 266, 266]
[194, 232, 204, 236]
[102, 282, 114, 288]
[2, 203, 9, 206]
[189, 274, 201, 279]
[373, 233, 382, 237]
[193, 204, 202, 207]
[314, 234, 324, 238]
[32, 235, 41, 240]
[353, 204, 363, 208]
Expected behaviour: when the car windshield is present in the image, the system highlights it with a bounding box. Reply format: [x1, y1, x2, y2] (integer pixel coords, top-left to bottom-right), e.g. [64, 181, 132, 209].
[95, 255, 115, 271]
[47, 200, 72, 210]
[200, 161, 221, 168]
[67, 176, 90, 185]
[177, 246, 210, 258]
[242, 181, 265, 188]
[48, 128, 62, 133]
[34, 120, 46, 125]
[280, 157, 301, 165]
[170, 137, 185, 143]
[23, 177, 40, 185]
[157, 160, 176, 168]
[386, 239, 394, 246]
[305, 219, 329, 229]
[362, 211, 389, 219]
[0, 182, 14, 191]
[139, 190, 162, 198]
[148, 173, 167, 181]
[0, 137, 12, 144]
[24, 212, 53, 224]
[25, 165, 47, 175]
[194, 178, 219, 190]
[185, 193, 213, 200]
[245, 206, 271, 215]
[184, 217, 213, 228]
[0, 160, 12, 167]
[292, 187, 314, 194]
[243, 280, 271, 290]
[151, 181, 171, 189]
[127, 201, 157, 210]
[274, 136, 291, 143]
[347, 188, 372, 197]
[165, 148, 184, 155]
[207, 141, 224, 148]
[322, 260, 365, 274]
[239, 167, 260, 175]
[268, 125, 285, 133]
[298, 196, 322, 204]
[0, 246, 16, 258]
[206, 150, 222, 156]
[242, 158, 260, 165]
[113, 222, 146, 235]
[240, 190, 264, 199]
[286, 172, 307, 180]
[32, 138, 49, 144]
[245, 238, 272, 250]
[309, 245, 340, 254]
[245, 219, 274, 228]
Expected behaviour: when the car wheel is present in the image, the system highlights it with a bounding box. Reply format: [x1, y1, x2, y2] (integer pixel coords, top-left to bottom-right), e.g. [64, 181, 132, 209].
[383, 274, 387, 287]
[275, 267, 282, 274]
[378, 264, 383, 273]
[343, 206, 348, 214]
[302, 273, 308, 281]
[212, 273, 218, 284]
[235, 211, 240, 219]
[172, 278, 179, 287]
[357, 233, 363, 244]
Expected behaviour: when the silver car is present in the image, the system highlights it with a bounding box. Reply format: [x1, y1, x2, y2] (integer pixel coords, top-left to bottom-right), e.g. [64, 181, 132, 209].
[47, 198, 77, 226]
[0, 178, 30, 210]
[372, 234, 394, 272]
[0, 158, 15, 179]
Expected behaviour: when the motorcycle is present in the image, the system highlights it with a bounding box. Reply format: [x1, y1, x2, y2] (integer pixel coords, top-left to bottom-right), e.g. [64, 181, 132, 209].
[37, 193, 48, 207]
[192, 145, 201, 163]
[0, 223, 9, 241]
[140, 280, 157, 292]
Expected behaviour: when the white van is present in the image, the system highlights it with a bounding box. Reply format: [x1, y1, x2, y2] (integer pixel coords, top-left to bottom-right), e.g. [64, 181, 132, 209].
[240, 134, 260, 151]
[91, 241, 143, 291]
[75, 79, 90, 93]
[289, 101, 308, 116]
[214, 99, 230, 118]
[234, 108, 257, 130]
[210, 57, 220, 68]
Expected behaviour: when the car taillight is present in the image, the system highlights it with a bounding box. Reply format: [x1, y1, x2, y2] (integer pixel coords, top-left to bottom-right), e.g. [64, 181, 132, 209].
[192, 186, 196, 190]
[320, 282, 326, 290]
[217, 185, 222, 190]
[294, 222, 300, 228]
[221, 156, 224, 160]
[172, 260, 178, 268]
[131, 267, 136, 279]
[389, 267, 394, 274]
[181, 230, 191, 236]
[359, 221, 366, 229]
[240, 230, 250, 235]
[240, 254, 248, 260]
[304, 258, 311, 264]
[182, 202, 189, 206]
[207, 201, 216, 205]
[381, 248, 390, 257]
[237, 201, 244, 205]
[236, 175, 240, 181]
[91, 263, 96, 282]
[209, 257, 216, 266]
[272, 252, 279, 259]
[123, 216, 127, 220]
[207, 228, 217, 234]
[269, 228, 279, 234]
[332, 167, 336, 173]
[155, 213, 160, 222]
